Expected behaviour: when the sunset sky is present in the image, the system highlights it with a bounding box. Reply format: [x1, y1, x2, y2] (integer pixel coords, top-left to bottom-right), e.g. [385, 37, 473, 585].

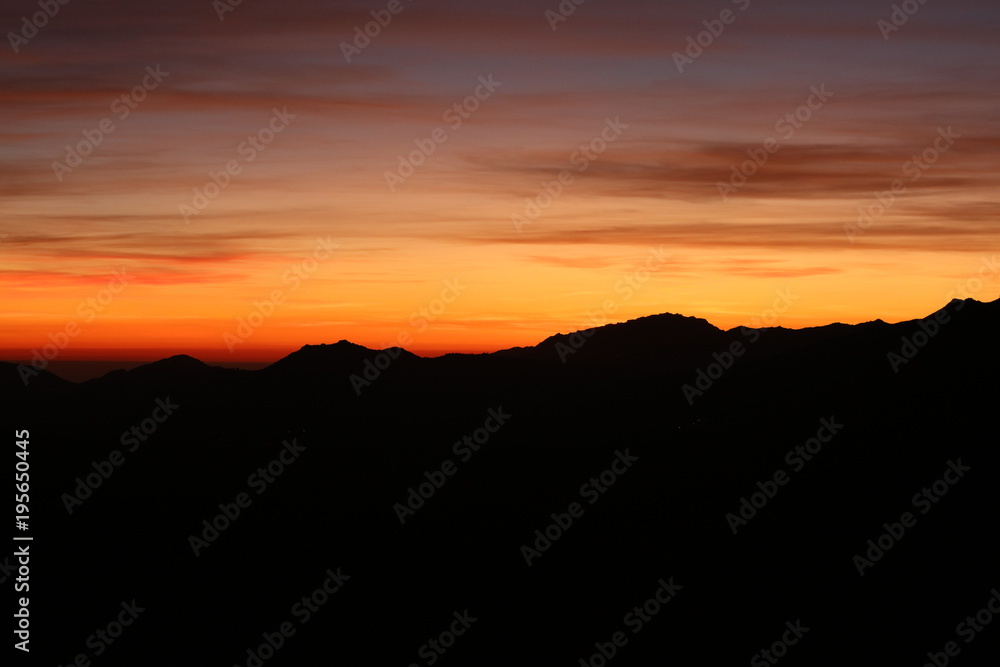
[2, 0, 998, 365]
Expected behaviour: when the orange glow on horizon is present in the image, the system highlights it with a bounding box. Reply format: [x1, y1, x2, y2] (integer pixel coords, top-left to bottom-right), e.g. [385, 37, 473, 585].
[2, 1, 998, 367]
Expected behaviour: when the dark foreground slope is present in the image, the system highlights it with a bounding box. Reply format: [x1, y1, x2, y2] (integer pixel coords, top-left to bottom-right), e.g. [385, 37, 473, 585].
[5, 298, 999, 666]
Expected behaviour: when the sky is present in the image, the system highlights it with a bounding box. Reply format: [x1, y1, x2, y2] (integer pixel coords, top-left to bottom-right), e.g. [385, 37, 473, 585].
[1, 0, 998, 365]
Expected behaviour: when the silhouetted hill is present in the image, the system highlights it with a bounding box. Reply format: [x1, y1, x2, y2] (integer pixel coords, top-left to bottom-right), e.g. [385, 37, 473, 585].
[117, 354, 216, 378]
[263, 341, 421, 376]
[77, 354, 242, 393]
[6, 297, 999, 666]
[494, 311, 726, 373]
[0, 359, 73, 392]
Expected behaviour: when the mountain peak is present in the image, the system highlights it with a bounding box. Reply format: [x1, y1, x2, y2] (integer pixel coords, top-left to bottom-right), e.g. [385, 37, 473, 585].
[494, 308, 726, 370]
[266, 341, 420, 374]
[117, 354, 212, 380]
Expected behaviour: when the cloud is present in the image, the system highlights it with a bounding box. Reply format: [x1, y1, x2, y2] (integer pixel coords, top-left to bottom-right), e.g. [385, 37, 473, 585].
[719, 259, 843, 278]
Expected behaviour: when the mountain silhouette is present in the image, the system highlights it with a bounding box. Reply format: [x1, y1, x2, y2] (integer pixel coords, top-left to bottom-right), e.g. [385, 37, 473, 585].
[263, 340, 421, 377]
[0, 360, 71, 391]
[6, 296, 999, 665]
[495, 311, 726, 372]
[26, 297, 991, 388]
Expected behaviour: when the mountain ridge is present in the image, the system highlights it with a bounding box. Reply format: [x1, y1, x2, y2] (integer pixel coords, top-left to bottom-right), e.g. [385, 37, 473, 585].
[2, 296, 995, 386]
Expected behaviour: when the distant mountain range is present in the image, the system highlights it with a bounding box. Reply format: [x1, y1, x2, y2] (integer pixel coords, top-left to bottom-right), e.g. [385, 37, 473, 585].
[6, 296, 999, 665]
[5, 297, 996, 389]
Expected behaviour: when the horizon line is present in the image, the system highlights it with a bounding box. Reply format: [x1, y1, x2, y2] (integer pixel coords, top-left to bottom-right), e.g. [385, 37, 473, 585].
[3, 296, 990, 383]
